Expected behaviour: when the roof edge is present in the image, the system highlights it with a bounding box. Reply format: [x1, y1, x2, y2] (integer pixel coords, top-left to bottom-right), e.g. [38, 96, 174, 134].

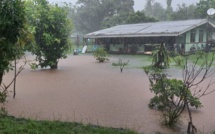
[178, 19, 208, 35]
[84, 33, 179, 38]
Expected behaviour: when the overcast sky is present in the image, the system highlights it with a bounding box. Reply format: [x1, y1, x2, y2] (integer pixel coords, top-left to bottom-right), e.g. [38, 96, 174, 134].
[48, 0, 200, 11]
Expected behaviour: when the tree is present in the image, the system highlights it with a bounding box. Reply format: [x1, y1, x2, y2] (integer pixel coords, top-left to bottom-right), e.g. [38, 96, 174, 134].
[151, 43, 170, 69]
[0, 0, 25, 86]
[102, 12, 130, 28]
[26, 0, 73, 69]
[196, 0, 215, 19]
[171, 4, 198, 20]
[145, 51, 215, 133]
[102, 11, 156, 28]
[144, 0, 154, 16]
[144, 1, 168, 21]
[150, 2, 166, 21]
[126, 11, 157, 24]
[166, 0, 173, 20]
[73, 0, 134, 33]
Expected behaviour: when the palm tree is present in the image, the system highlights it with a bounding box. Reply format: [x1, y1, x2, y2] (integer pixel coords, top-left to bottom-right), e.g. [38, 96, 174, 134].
[145, 0, 154, 16]
[166, 0, 173, 20]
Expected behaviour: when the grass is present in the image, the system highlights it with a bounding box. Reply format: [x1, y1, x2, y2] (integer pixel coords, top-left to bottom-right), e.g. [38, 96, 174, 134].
[0, 115, 138, 134]
[110, 54, 152, 68]
[187, 52, 215, 66]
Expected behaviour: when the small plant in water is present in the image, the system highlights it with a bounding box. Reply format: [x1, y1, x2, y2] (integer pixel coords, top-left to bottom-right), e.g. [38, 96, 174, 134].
[112, 59, 129, 73]
[93, 48, 109, 62]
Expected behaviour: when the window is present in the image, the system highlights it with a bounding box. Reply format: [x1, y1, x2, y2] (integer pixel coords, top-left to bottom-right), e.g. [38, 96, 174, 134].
[190, 30, 196, 43]
[199, 29, 204, 42]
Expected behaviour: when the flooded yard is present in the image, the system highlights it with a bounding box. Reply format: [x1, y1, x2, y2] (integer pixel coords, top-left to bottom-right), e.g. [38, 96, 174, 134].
[2, 53, 215, 134]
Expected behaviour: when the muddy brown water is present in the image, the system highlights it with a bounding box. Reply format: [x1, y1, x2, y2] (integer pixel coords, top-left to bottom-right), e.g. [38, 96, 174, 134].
[2, 53, 215, 134]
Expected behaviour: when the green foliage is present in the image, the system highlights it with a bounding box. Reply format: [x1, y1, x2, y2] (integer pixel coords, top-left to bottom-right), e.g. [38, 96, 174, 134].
[144, 0, 155, 17]
[145, 51, 215, 131]
[0, 107, 8, 118]
[144, 2, 167, 21]
[112, 60, 129, 66]
[145, 67, 202, 127]
[143, 0, 214, 21]
[152, 43, 170, 69]
[196, 50, 206, 59]
[0, 116, 137, 134]
[173, 56, 184, 66]
[188, 51, 214, 66]
[74, 0, 134, 33]
[29, 63, 38, 70]
[196, 0, 215, 19]
[0, 0, 26, 83]
[25, 0, 73, 69]
[93, 48, 109, 62]
[0, 88, 7, 104]
[0, 0, 27, 105]
[103, 11, 157, 28]
[126, 11, 157, 24]
[166, 0, 173, 20]
[112, 59, 129, 73]
[144, 0, 173, 21]
[171, 4, 198, 20]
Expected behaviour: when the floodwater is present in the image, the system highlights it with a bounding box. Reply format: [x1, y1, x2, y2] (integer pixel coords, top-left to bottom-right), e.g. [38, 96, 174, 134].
[2, 53, 215, 134]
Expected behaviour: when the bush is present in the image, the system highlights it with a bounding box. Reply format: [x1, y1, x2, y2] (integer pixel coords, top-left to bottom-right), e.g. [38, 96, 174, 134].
[93, 48, 109, 62]
[145, 67, 202, 127]
[174, 56, 184, 66]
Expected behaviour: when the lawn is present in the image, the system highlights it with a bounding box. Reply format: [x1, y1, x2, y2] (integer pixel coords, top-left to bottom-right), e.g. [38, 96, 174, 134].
[110, 54, 152, 68]
[0, 115, 137, 134]
[187, 52, 215, 66]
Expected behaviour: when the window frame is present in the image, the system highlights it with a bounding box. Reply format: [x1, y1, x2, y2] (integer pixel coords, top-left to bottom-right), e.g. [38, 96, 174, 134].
[190, 29, 196, 43]
[199, 29, 204, 43]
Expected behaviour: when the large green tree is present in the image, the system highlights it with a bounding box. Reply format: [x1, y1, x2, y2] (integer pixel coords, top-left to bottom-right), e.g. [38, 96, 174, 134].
[196, 0, 215, 18]
[0, 0, 26, 85]
[25, 0, 73, 69]
[126, 11, 157, 24]
[73, 0, 134, 33]
[144, 2, 166, 21]
[171, 4, 198, 20]
[102, 11, 156, 28]
[150, 2, 166, 21]
[144, 0, 154, 16]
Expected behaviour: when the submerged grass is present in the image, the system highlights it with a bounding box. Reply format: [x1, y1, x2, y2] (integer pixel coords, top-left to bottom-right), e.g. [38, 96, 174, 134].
[110, 54, 152, 68]
[0, 115, 137, 134]
[187, 52, 215, 66]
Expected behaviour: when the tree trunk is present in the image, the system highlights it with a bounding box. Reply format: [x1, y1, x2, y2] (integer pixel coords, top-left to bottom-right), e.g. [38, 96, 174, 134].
[0, 71, 3, 86]
[50, 62, 58, 69]
[13, 57, 17, 98]
[187, 103, 197, 134]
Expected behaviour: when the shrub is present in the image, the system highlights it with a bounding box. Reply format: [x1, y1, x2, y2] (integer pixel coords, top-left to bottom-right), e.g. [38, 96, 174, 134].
[174, 56, 184, 66]
[93, 48, 109, 62]
[145, 67, 202, 127]
[112, 59, 129, 73]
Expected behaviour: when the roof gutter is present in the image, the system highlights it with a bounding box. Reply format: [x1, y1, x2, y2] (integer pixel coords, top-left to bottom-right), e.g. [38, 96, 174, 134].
[84, 33, 179, 38]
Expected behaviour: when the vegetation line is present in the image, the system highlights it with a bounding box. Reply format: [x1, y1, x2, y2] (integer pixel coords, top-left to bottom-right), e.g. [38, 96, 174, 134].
[0, 115, 137, 134]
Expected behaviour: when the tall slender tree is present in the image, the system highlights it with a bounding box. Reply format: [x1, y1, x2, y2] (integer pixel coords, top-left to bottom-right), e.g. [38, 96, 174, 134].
[166, 0, 173, 20]
[144, 0, 154, 16]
